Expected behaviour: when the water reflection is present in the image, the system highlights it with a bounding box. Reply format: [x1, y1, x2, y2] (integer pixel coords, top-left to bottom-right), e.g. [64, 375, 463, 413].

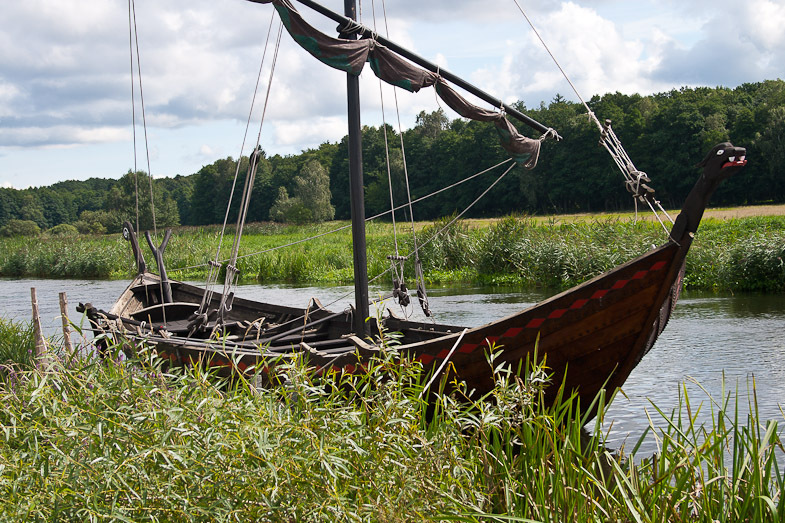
[595, 290, 785, 456]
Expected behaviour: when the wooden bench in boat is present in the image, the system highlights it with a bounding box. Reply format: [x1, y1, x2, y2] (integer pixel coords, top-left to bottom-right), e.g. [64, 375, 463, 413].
[130, 302, 200, 323]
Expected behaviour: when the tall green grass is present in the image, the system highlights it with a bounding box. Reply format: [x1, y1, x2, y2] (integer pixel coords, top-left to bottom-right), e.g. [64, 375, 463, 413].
[1, 215, 784, 292]
[627, 378, 785, 522]
[0, 319, 782, 521]
[0, 317, 36, 376]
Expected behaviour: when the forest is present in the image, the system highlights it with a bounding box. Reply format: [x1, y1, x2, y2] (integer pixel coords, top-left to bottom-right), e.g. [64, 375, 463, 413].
[1, 80, 784, 236]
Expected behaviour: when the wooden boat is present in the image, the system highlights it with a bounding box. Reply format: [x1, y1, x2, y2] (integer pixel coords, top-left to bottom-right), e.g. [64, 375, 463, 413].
[79, 0, 746, 413]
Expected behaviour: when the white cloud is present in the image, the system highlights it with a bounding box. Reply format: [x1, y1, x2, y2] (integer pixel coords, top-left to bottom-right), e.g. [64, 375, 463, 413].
[0, 0, 280, 145]
[742, 0, 785, 50]
[0, 125, 127, 147]
[433, 53, 449, 70]
[373, 0, 561, 22]
[474, 2, 675, 107]
[272, 116, 347, 147]
[1, 0, 783, 187]
[647, 0, 785, 87]
[0, 82, 22, 118]
[199, 144, 216, 158]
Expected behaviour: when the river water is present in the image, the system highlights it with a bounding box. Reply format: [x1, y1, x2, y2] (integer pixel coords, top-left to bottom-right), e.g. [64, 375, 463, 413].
[2, 277, 784, 457]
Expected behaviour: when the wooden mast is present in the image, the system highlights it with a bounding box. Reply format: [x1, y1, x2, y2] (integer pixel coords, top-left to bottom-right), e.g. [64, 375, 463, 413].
[243, 0, 562, 337]
[343, 0, 370, 336]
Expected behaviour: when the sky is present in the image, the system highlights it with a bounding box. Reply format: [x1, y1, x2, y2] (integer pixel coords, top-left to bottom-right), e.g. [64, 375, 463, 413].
[1, 0, 783, 189]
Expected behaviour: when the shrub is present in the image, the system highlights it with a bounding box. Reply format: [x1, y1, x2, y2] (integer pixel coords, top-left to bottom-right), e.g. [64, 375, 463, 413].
[475, 215, 529, 273]
[73, 219, 107, 235]
[720, 233, 785, 291]
[47, 223, 79, 236]
[79, 209, 121, 231]
[0, 219, 40, 237]
[418, 215, 474, 270]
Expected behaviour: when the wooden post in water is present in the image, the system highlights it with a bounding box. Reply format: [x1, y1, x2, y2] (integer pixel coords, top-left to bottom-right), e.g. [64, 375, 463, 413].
[59, 291, 74, 356]
[30, 287, 48, 368]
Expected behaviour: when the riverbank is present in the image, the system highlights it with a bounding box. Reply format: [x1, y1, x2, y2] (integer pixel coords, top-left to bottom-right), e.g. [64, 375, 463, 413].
[1, 211, 784, 292]
[1, 319, 782, 521]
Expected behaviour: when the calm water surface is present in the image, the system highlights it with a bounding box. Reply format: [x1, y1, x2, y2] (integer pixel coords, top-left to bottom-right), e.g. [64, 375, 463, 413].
[2, 277, 783, 457]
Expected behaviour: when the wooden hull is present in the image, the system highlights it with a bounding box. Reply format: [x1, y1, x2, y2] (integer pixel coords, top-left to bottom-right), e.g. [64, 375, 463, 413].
[393, 241, 685, 406]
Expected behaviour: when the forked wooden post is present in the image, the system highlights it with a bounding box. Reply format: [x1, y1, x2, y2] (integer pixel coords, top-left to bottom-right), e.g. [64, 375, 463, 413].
[59, 291, 74, 356]
[30, 287, 48, 368]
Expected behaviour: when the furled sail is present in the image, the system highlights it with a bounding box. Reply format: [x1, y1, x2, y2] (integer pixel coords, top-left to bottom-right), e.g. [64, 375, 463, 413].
[260, 0, 542, 167]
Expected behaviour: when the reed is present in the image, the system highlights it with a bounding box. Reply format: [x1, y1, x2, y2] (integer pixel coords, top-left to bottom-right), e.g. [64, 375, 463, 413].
[0, 317, 36, 378]
[0, 320, 782, 521]
[0, 234, 129, 279]
[618, 378, 785, 522]
[1, 215, 784, 292]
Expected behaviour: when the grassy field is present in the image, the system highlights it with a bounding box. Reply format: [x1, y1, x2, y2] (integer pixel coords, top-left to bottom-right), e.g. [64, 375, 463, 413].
[1, 206, 784, 292]
[464, 203, 785, 226]
[0, 320, 783, 521]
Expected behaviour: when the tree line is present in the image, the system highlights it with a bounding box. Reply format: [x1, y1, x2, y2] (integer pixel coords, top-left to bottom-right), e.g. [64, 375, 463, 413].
[2, 79, 783, 236]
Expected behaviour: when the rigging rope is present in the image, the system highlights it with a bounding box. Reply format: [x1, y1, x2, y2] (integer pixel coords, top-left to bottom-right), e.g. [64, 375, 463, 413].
[414, 162, 516, 253]
[216, 21, 285, 323]
[127, 0, 140, 237]
[129, 0, 157, 238]
[128, 0, 167, 325]
[511, 0, 673, 230]
[194, 12, 279, 328]
[294, 161, 518, 327]
[369, 0, 431, 318]
[371, 0, 407, 315]
[168, 158, 514, 274]
[175, 159, 519, 337]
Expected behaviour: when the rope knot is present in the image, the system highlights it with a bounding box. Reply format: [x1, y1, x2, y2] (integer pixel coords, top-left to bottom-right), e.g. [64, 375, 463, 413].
[625, 170, 655, 199]
[337, 18, 364, 38]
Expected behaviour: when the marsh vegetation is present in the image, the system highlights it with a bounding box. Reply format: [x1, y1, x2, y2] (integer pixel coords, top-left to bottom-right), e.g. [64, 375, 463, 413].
[0, 319, 782, 521]
[1, 214, 783, 293]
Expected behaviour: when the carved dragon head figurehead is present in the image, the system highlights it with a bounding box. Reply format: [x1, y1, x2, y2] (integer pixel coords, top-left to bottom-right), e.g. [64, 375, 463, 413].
[698, 142, 747, 184]
[670, 142, 748, 240]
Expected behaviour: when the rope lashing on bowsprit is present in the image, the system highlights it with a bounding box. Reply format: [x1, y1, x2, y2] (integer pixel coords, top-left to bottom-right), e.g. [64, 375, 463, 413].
[511, 0, 674, 236]
[599, 118, 674, 235]
[600, 118, 649, 197]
